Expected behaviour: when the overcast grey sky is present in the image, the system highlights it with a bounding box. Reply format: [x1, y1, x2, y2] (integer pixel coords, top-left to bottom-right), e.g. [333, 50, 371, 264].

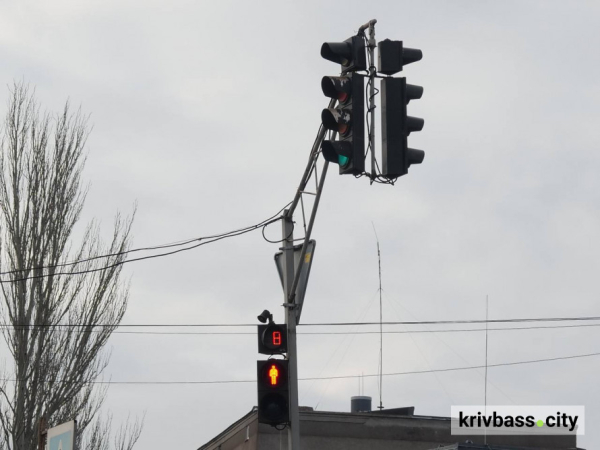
[1, 0, 600, 449]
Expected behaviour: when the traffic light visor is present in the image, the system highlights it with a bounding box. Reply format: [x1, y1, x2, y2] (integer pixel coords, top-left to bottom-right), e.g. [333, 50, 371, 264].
[321, 76, 352, 103]
[321, 42, 352, 66]
[322, 141, 352, 168]
[406, 116, 424, 134]
[407, 148, 425, 166]
[321, 108, 351, 134]
[321, 36, 366, 72]
[406, 84, 423, 103]
[403, 48, 423, 66]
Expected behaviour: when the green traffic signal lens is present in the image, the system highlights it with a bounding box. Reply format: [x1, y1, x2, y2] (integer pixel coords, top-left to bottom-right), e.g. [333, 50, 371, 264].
[339, 155, 350, 167]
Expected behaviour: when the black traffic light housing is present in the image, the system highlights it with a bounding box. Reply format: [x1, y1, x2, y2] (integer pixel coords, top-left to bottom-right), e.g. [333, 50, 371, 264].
[381, 77, 425, 178]
[321, 73, 365, 175]
[321, 35, 367, 73]
[258, 324, 288, 355]
[377, 39, 422, 76]
[257, 359, 289, 426]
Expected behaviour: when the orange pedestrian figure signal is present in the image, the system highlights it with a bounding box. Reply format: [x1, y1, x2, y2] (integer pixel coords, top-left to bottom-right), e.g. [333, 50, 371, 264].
[269, 364, 279, 385]
[257, 360, 288, 425]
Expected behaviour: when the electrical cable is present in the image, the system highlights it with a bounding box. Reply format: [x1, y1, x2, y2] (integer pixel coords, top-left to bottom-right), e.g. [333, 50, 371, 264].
[3, 316, 600, 330]
[106, 323, 600, 335]
[261, 221, 295, 244]
[360, 34, 394, 186]
[4, 351, 598, 385]
[0, 201, 293, 284]
[300, 316, 600, 327]
[382, 290, 516, 405]
[0, 235, 202, 276]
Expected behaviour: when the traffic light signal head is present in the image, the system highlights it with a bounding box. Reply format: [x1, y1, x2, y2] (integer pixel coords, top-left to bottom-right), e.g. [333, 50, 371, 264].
[320, 74, 365, 175]
[257, 360, 289, 425]
[321, 35, 367, 73]
[381, 77, 425, 178]
[257, 324, 288, 355]
[377, 39, 423, 76]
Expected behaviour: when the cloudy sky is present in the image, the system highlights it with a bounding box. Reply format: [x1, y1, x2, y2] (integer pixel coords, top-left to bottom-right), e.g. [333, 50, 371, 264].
[1, 0, 600, 449]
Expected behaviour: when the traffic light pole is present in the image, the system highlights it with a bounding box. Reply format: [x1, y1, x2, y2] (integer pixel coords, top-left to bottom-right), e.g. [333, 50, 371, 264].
[281, 105, 336, 450]
[280, 20, 376, 448]
[274, 18, 424, 450]
[281, 211, 300, 450]
[361, 19, 377, 182]
[285, 99, 335, 303]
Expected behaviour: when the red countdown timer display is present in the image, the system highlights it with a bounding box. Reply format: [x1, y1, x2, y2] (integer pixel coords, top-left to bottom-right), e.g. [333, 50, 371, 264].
[257, 324, 288, 355]
[272, 331, 282, 346]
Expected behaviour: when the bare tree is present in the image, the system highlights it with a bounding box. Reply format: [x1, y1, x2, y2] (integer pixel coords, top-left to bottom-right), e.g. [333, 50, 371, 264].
[0, 82, 142, 450]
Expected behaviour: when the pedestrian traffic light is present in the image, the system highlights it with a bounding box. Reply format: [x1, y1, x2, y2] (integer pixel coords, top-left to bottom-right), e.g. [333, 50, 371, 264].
[320, 74, 365, 175]
[377, 39, 422, 76]
[257, 360, 289, 425]
[258, 324, 288, 355]
[380, 76, 425, 179]
[321, 35, 367, 73]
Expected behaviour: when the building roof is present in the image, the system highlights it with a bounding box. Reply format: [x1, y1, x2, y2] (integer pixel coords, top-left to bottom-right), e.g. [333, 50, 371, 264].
[199, 407, 582, 450]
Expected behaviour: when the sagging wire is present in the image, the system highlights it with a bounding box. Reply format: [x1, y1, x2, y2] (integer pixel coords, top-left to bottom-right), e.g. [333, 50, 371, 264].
[1, 202, 294, 283]
[261, 221, 295, 244]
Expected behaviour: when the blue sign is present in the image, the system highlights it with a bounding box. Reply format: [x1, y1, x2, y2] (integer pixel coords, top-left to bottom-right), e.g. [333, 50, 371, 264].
[47, 420, 76, 450]
[48, 430, 73, 450]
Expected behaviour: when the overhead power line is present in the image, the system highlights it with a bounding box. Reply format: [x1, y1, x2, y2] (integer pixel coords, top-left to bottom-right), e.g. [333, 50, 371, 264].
[4, 351, 598, 385]
[3, 315, 600, 329]
[300, 316, 600, 326]
[0, 201, 292, 284]
[119, 322, 600, 335]
[4, 322, 600, 335]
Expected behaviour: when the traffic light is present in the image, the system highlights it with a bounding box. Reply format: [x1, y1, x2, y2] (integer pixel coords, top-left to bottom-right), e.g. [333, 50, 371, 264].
[380, 75, 424, 178]
[257, 359, 289, 425]
[320, 74, 365, 175]
[258, 324, 288, 355]
[377, 39, 422, 75]
[321, 35, 366, 73]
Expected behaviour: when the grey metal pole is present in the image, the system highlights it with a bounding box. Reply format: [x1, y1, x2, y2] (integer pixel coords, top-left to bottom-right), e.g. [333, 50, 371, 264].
[282, 210, 300, 450]
[367, 21, 377, 182]
[287, 153, 332, 305]
[280, 21, 379, 446]
[287, 98, 336, 218]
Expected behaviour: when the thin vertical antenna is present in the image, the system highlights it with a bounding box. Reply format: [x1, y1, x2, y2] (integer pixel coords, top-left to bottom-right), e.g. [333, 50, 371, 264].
[360, 372, 363, 395]
[372, 222, 384, 410]
[484, 294, 489, 445]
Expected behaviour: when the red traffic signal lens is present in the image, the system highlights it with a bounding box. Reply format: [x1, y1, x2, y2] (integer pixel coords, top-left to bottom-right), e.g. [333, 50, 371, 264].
[260, 360, 287, 388]
[321, 76, 352, 104]
[268, 364, 280, 386]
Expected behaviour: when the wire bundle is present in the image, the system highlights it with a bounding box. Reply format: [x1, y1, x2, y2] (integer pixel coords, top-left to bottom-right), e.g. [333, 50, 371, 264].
[0, 202, 292, 284]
